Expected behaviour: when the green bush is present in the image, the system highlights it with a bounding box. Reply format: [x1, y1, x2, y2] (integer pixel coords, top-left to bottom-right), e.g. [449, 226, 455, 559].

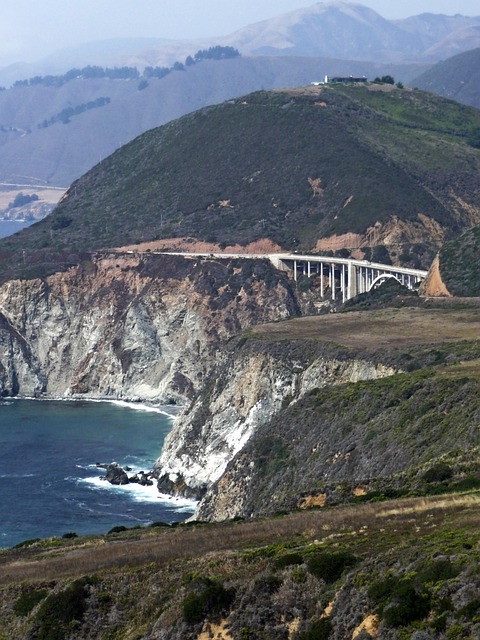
[13, 588, 48, 616]
[107, 525, 128, 534]
[369, 575, 431, 626]
[418, 558, 458, 583]
[431, 613, 448, 632]
[296, 618, 333, 639]
[422, 462, 453, 483]
[368, 575, 399, 605]
[306, 552, 357, 584]
[274, 552, 304, 569]
[34, 578, 90, 640]
[13, 537, 41, 549]
[457, 598, 480, 620]
[182, 578, 235, 624]
[253, 574, 283, 595]
[382, 583, 430, 627]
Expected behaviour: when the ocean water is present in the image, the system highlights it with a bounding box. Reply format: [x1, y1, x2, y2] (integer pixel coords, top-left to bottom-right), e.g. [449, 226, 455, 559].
[0, 220, 35, 239]
[0, 399, 195, 548]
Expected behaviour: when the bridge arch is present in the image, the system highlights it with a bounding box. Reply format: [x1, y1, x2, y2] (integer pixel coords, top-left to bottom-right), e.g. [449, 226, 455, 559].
[368, 273, 402, 292]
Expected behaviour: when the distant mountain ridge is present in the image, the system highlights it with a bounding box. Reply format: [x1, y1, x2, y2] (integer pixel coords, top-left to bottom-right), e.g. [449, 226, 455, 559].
[92, 2, 480, 69]
[413, 48, 480, 109]
[1, 2, 478, 86]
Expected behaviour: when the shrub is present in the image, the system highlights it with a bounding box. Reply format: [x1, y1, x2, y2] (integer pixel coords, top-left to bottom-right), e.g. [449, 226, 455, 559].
[62, 531, 78, 539]
[13, 537, 41, 549]
[13, 588, 48, 616]
[423, 462, 453, 483]
[274, 552, 304, 569]
[182, 578, 235, 624]
[34, 578, 91, 640]
[297, 618, 333, 639]
[107, 525, 128, 534]
[306, 552, 357, 584]
[253, 574, 283, 595]
[382, 582, 430, 627]
[457, 598, 480, 620]
[431, 613, 448, 632]
[418, 558, 458, 583]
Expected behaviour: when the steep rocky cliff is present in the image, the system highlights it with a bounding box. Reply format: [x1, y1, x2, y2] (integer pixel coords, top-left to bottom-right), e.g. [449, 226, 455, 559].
[0, 253, 299, 401]
[154, 338, 397, 502]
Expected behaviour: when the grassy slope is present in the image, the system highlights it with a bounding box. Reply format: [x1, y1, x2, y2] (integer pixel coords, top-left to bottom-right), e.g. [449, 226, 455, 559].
[1, 85, 480, 282]
[0, 494, 479, 639]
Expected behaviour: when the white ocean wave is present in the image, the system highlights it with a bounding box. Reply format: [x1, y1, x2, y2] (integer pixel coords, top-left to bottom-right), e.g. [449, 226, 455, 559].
[0, 473, 36, 478]
[78, 474, 197, 510]
[15, 395, 178, 418]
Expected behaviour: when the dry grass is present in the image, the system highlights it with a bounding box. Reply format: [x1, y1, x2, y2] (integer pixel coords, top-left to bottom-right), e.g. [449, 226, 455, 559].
[249, 308, 480, 349]
[1, 493, 478, 586]
[436, 358, 480, 380]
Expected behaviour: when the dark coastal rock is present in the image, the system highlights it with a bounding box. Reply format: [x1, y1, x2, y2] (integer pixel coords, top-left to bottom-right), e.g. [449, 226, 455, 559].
[104, 462, 129, 485]
[157, 472, 205, 500]
[130, 471, 154, 486]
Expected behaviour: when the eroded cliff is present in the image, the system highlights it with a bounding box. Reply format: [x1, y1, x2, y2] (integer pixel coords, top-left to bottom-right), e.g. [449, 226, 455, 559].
[154, 338, 397, 507]
[0, 253, 300, 401]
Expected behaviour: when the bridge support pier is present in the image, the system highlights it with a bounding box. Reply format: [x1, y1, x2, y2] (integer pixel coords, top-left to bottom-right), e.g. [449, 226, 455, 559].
[271, 254, 426, 303]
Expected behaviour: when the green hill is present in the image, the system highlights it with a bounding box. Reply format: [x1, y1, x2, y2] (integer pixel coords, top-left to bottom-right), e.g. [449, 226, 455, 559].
[439, 225, 480, 296]
[0, 57, 425, 188]
[413, 48, 480, 109]
[1, 83, 480, 282]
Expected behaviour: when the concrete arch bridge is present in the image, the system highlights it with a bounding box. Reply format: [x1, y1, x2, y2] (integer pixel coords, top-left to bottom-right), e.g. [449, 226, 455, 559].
[269, 253, 427, 302]
[122, 250, 428, 304]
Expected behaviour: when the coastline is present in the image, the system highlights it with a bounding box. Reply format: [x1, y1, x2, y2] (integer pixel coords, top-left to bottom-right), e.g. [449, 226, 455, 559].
[8, 394, 182, 419]
[0, 397, 197, 546]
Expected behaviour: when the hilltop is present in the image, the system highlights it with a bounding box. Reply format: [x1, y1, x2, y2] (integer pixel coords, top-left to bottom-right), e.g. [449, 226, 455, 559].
[0, 56, 425, 191]
[1, 83, 479, 282]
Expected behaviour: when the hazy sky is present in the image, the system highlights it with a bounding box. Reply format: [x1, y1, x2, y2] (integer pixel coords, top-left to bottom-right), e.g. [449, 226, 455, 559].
[1, 0, 479, 68]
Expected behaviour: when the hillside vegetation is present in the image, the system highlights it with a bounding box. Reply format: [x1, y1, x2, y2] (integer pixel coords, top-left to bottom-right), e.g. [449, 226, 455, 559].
[1, 492, 479, 639]
[1, 84, 480, 283]
[439, 224, 480, 296]
[0, 56, 423, 188]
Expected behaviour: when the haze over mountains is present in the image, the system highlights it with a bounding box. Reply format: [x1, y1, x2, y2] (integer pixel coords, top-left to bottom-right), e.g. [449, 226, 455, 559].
[413, 47, 480, 109]
[2, 1, 479, 84]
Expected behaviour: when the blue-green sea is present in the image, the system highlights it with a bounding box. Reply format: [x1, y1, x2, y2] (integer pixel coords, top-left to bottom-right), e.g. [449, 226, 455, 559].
[0, 399, 194, 548]
[0, 219, 34, 239]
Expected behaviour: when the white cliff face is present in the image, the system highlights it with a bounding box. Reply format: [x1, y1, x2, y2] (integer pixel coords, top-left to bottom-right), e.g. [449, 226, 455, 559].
[154, 345, 397, 504]
[0, 254, 299, 403]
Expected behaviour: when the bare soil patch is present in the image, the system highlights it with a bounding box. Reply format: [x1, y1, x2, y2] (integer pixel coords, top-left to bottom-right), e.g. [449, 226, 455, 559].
[114, 237, 283, 255]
